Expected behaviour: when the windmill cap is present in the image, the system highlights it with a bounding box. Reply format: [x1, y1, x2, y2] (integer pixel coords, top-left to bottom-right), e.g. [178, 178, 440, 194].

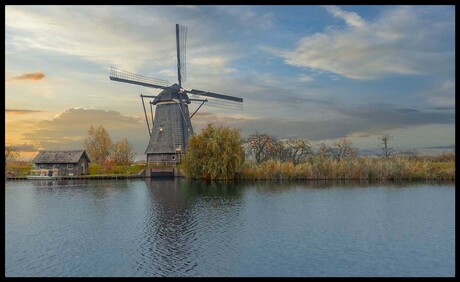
[152, 85, 190, 105]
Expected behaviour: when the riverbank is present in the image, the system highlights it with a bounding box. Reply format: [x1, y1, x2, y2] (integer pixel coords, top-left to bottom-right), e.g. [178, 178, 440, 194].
[5, 175, 148, 180]
[5, 155, 455, 181]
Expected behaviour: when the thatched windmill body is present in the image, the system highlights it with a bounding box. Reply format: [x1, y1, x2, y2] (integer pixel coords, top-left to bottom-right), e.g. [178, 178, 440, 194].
[110, 24, 243, 171]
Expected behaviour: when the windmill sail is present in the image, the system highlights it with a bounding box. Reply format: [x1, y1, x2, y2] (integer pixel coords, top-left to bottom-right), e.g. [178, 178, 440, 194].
[176, 24, 187, 87]
[110, 66, 170, 89]
[186, 89, 243, 102]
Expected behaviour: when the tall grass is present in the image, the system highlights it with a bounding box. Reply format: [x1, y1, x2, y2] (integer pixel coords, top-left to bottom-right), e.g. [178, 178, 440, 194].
[239, 156, 455, 181]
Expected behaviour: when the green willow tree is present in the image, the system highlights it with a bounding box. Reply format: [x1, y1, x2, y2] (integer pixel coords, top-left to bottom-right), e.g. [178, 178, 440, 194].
[181, 124, 245, 180]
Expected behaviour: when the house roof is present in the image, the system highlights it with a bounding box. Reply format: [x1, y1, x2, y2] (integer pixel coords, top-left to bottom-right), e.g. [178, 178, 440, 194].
[32, 150, 91, 164]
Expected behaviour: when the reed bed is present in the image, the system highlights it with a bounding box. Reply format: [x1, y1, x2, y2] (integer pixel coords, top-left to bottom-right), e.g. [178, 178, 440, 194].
[239, 156, 455, 181]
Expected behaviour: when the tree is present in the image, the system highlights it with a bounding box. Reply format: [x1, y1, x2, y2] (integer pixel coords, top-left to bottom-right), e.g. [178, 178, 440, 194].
[284, 138, 313, 165]
[5, 146, 19, 167]
[266, 138, 288, 162]
[315, 143, 331, 159]
[181, 124, 245, 180]
[329, 137, 357, 161]
[378, 133, 395, 158]
[83, 125, 113, 165]
[246, 132, 278, 164]
[111, 138, 136, 165]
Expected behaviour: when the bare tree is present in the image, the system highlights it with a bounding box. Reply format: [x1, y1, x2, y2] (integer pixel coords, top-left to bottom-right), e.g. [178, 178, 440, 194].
[378, 134, 395, 158]
[284, 138, 312, 165]
[315, 143, 331, 159]
[266, 139, 288, 162]
[83, 125, 113, 166]
[246, 132, 278, 164]
[5, 146, 19, 167]
[111, 138, 136, 165]
[329, 137, 357, 161]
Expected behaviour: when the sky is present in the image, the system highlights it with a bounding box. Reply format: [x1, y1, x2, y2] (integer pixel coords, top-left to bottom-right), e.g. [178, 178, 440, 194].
[5, 5, 455, 160]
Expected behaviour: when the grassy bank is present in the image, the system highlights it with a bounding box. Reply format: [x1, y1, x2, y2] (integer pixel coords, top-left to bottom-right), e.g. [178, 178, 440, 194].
[240, 156, 455, 181]
[5, 164, 146, 177]
[88, 164, 146, 175]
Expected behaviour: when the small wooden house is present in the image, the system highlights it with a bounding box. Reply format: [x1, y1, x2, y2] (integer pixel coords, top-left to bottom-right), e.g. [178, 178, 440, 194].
[32, 150, 91, 176]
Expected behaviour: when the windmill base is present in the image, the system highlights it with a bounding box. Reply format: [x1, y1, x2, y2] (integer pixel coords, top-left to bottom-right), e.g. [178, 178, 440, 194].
[146, 167, 184, 178]
[151, 171, 174, 178]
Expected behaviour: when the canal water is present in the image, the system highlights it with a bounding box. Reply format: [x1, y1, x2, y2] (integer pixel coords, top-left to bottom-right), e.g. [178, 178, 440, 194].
[5, 179, 455, 277]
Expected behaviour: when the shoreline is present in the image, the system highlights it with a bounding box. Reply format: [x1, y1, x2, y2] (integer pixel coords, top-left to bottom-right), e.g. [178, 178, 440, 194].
[5, 175, 455, 182]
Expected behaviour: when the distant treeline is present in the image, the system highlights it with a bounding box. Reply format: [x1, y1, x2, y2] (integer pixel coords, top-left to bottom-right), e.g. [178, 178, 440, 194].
[240, 132, 455, 180]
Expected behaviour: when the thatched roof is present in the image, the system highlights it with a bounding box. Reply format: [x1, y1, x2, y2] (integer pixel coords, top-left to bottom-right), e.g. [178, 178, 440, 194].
[32, 150, 91, 164]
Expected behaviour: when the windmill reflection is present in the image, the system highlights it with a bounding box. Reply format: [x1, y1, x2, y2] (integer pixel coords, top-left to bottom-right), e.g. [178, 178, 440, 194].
[136, 178, 244, 276]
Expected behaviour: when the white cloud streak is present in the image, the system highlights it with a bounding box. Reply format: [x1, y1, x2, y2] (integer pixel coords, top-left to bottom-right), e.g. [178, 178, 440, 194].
[324, 5, 366, 28]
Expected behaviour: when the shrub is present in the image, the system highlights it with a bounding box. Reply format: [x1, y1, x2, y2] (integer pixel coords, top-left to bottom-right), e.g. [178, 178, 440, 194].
[181, 124, 245, 180]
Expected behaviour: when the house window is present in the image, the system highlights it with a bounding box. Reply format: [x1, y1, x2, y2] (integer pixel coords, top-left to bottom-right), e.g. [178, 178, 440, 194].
[67, 164, 73, 169]
[39, 164, 45, 169]
[53, 164, 59, 169]
[171, 155, 176, 160]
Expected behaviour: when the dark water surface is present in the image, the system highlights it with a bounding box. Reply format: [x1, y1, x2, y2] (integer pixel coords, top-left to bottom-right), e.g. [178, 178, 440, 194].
[5, 179, 455, 277]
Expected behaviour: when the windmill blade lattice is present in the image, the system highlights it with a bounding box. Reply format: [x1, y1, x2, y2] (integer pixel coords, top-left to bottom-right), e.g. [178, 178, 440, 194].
[176, 24, 187, 87]
[110, 66, 170, 89]
[189, 94, 243, 110]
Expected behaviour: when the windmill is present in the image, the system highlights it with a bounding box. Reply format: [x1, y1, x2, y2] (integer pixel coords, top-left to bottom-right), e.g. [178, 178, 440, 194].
[109, 24, 243, 175]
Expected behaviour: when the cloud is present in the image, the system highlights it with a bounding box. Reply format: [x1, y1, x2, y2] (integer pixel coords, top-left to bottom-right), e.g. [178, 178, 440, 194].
[5, 6, 240, 78]
[217, 6, 274, 29]
[426, 80, 455, 107]
[21, 108, 147, 156]
[297, 75, 314, 83]
[192, 103, 454, 141]
[264, 6, 454, 80]
[176, 5, 199, 10]
[9, 143, 39, 152]
[6, 109, 44, 114]
[6, 72, 45, 82]
[338, 104, 454, 129]
[323, 5, 366, 28]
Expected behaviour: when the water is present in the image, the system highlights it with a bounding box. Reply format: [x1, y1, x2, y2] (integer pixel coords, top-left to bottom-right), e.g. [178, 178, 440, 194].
[5, 179, 455, 277]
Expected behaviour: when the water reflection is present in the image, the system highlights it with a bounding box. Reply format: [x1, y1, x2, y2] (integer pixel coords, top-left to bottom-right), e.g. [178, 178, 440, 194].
[244, 179, 454, 193]
[135, 179, 245, 276]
